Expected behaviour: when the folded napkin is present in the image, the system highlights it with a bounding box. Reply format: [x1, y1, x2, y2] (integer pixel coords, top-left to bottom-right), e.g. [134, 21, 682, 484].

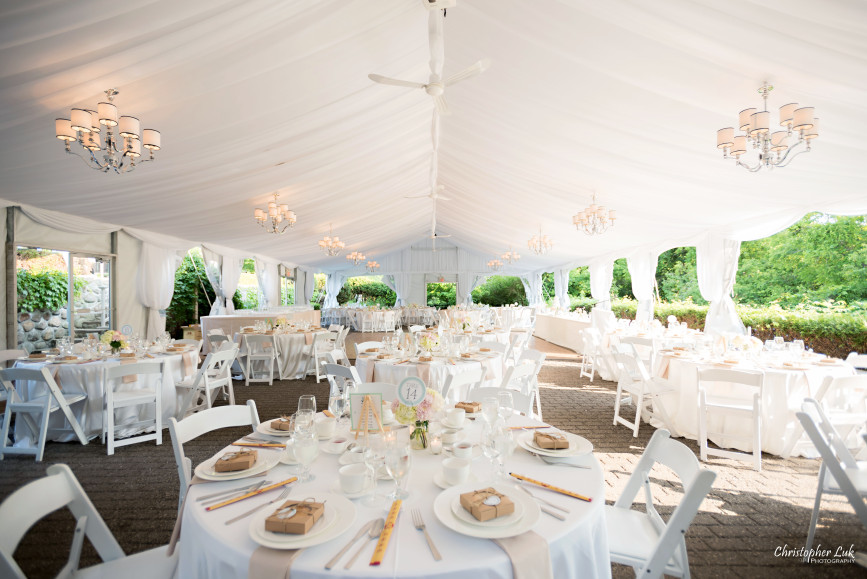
[493, 530, 553, 579]
[120, 358, 137, 383]
[249, 547, 304, 579]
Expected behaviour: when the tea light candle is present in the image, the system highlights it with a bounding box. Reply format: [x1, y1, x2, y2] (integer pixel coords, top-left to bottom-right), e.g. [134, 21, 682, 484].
[430, 434, 443, 455]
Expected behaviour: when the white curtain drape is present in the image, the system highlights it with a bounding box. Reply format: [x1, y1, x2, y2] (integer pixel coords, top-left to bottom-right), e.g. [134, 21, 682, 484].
[323, 273, 346, 309]
[697, 235, 745, 336]
[456, 273, 486, 305]
[201, 247, 226, 315]
[627, 252, 658, 322]
[554, 268, 570, 310]
[382, 273, 411, 306]
[136, 243, 181, 341]
[221, 255, 243, 315]
[589, 259, 614, 310]
[254, 257, 280, 309]
[520, 273, 544, 307]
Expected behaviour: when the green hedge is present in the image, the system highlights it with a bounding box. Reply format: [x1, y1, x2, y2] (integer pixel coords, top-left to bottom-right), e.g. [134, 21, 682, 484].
[16, 270, 85, 312]
[337, 279, 396, 307]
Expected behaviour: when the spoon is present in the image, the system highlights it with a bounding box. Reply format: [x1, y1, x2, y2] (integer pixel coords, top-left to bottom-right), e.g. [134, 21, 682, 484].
[344, 517, 385, 568]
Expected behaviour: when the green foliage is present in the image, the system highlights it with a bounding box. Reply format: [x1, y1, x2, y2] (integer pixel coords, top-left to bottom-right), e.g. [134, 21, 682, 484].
[165, 250, 216, 337]
[17, 270, 74, 312]
[337, 277, 396, 307]
[427, 283, 456, 308]
[472, 276, 527, 306]
[233, 287, 260, 309]
[656, 247, 705, 304]
[242, 258, 256, 274]
[280, 279, 295, 305]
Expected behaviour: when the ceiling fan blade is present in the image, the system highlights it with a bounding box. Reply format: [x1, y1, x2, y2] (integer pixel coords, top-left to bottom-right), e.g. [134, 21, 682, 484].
[368, 74, 426, 89]
[438, 195, 451, 201]
[433, 94, 451, 116]
[443, 58, 491, 87]
[403, 194, 428, 199]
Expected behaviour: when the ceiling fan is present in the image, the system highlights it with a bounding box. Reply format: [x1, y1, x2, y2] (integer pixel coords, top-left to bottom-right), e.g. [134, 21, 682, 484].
[369, 59, 489, 116]
[405, 184, 450, 201]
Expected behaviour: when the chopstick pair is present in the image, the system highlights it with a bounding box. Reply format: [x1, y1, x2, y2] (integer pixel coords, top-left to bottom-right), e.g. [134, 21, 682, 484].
[205, 477, 298, 511]
[231, 441, 285, 449]
[509, 473, 592, 503]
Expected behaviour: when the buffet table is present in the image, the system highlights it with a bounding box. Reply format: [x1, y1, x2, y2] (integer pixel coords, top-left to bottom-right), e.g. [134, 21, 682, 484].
[532, 314, 591, 353]
[177, 414, 610, 578]
[201, 310, 320, 353]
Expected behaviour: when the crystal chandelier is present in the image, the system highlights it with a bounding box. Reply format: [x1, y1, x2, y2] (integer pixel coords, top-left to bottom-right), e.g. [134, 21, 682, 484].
[717, 83, 818, 172]
[253, 193, 296, 234]
[55, 89, 160, 174]
[487, 258, 503, 272]
[366, 260, 380, 273]
[318, 224, 345, 257]
[527, 227, 553, 255]
[501, 247, 521, 264]
[346, 251, 365, 266]
[573, 193, 616, 236]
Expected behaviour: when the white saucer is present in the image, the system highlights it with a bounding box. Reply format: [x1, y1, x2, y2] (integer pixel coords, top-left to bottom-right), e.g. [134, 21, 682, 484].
[257, 421, 294, 437]
[445, 444, 483, 461]
[329, 478, 375, 499]
[441, 418, 466, 430]
[433, 469, 480, 490]
[321, 439, 351, 454]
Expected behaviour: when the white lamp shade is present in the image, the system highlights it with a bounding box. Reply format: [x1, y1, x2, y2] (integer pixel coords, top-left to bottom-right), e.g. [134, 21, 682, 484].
[749, 111, 770, 136]
[86, 110, 100, 133]
[717, 127, 734, 149]
[279, 204, 289, 213]
[126, 138, 141, 158]
[769, 131, 789, 151]
[608, 209, 617, 220]
[142, 129, 161, 150]
[779, 103, 797, 127]
[70, 109, 92, 133]
[286, 211, 296, 222]
[805, 117, 819, 140]
[118, 116, 140, 139]
[739, 108, 757, 132]
[731, 135, 747, 156]
[793, 107, 814, 131]
[98, 102, 118, 126]
[55, 118, 76, 141]
[254, 208, 265, 219]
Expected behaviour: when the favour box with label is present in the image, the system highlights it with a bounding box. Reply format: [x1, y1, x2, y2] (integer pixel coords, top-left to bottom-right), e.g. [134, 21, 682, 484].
[214, 449, 257, 472]
[455, 401, 482, 413]
[270, 417, 293, 431]
[265, 500, 325, 535]
[534, 431, 570, 450]
[460, 488, 515, 522]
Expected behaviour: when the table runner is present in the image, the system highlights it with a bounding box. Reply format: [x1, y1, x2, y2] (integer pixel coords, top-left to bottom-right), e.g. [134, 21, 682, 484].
[249, 547, 304, 579]
[494, 530, 553, 579]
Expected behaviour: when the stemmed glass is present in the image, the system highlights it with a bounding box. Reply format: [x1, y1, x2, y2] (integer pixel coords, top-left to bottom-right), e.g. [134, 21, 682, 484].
[293, 430, 318, 482]
[384, 442, 412, 501]
[481, 422, 502, 483]
[481, 396, 499, 426]
[492, 425, 515, 482]
[294, 409, 315, 435]
[361, 435, 388, 508]
[298, 394, 316, 415]
[497, 390, 514, 424]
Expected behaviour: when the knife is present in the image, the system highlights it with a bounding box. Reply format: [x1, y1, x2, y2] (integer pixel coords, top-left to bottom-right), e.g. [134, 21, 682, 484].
[325, 520, 376, 569]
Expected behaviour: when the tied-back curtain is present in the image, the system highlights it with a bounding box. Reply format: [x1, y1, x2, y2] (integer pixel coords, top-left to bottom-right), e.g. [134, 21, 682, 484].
[697, 235, 745, 336]
[323, 273, 346, 309]
[589, 259, 614, 310]
[554, 269, 570, 310]
[254, 257, 279, 310]
[456, 273, 486, 305]
[520, 273, 544, 307]
[136, 243, 180, 341]
[627, 252, 658, 322]
[221, 256, 243, 314]
[383, 274, 410, 306]
[201, 246, 225, 315]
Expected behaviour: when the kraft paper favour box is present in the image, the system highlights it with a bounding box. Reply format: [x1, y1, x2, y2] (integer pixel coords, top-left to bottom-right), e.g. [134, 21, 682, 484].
[270, 417, 293, 431]
[460, 353, 472, 358]
[28, 352, 46, 359]
[460, 488, 515, 522]
[265, 500, 325, 534]
[479, 347, 491, 353]
[534, 431, 570, 450]
[455, 401, 482, 413]
[214, 449, 257, 473]
[119, 352, 136, 358]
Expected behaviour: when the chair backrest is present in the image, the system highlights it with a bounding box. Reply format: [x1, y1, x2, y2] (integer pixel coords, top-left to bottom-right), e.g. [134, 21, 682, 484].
[846, 352, 867, 371]
[468, 386, 533, 416]
[0, 350, 26, 367]
[353, 382, 398, 403]
[328, 324, 344, 332]
[813, 375, 867, 414]
[500, 362, 536, 395]
[104, 361, 162, 382]
[409, 325, 425, 333]
[312, 331, 338, 352]
[620, 336, 655, 365]
[442, 367, 486, 404]
[613, 350, 650, 383]
[518, 350, 546, 376]
[207, 328, 226, 336]
[243, 333, 275, 355]
[479, 342, 508, 356]
[324, 363, 362, 388]
[0, 464, 125, 578]
[207, 334, 230, 350]
[1, 367, 65, 406]
[354, 341, 383, 357]
[696, 368, 763, 395]
[582, 327, 602, 354]
[168, 399, 260, 504]
[613, 429, 717, 578]
[326, 349, 350, 366]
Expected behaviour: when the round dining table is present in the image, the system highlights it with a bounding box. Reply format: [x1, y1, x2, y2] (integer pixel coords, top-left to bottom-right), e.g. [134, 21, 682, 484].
[354, 351, 505, 395]
[177, 413, 610, 578]
[235, 328, 330, 380]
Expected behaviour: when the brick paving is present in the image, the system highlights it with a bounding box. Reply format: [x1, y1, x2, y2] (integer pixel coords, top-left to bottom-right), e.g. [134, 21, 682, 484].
[0, 335, 864, 577]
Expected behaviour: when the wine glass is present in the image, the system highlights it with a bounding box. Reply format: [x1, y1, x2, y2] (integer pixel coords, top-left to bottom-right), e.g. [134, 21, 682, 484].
[294, 409, 315, 434]
[481, 396, 499, 425]
[481, 422, 502, 483]
[492, 425, 515, 482]
[384, 442, 412, 501]
[293, 430, 318, 482]
[298, 394, 316, 414]
[361, 435, 388, 508]
[497, 390, 513, 423]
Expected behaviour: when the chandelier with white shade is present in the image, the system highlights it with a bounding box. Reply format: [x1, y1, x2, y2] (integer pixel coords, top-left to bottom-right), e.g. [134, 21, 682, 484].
[487, 258, 503, 272]
[318, 224, 346, 257]
[716, 83, 818, 172]
[253, 193, 296, 234]
[366, 260, 380, 273]
[527, 227, 553, 255]
[501, 247, 521, 264]
[55, 89, 160, 174]
[573, 193, 616, 236]
[346, 251, 365, 266]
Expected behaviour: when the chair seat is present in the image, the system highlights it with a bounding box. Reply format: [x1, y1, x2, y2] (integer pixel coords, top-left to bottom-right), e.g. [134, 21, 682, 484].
[704, 395, 756, 412]
[74, 545, 178, 579]
[823, 461, 867, 494]
[828, 411, 867, 427]
[112, 389, 157, 403]
[16, 392, 88, 411]
[606, 506, 683, 575]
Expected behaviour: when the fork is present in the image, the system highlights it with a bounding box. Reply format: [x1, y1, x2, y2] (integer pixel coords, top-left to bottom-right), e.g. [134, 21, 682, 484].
[224, 485, 293, 525]
[411, 508, 442, 561]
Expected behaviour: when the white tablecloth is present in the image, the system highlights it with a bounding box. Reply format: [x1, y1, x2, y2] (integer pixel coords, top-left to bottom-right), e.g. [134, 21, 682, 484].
[12, 352, 192, 442]
[532, 314, 591, 353]
[654, 354, 856, 457]
[355, 353, 504, 397]
[201, 311, 321, 353]
[494, 307, 532, 329]
[177, 415, 610, 578]
[235, 330, 329, 380]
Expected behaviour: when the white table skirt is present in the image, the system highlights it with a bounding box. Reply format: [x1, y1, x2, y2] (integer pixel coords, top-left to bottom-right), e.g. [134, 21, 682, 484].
[532, 315, 591, 353]
[12, 353, 190, 443]
[201, 311, 321, 353]
[654, 356, 856, 457]
[235, 331, 326, 380]
[177, 415, 610, 579]
[354, 353, 504, 396]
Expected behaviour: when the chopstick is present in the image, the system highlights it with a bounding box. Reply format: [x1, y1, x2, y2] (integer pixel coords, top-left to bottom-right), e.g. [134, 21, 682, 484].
[205, 477, 297, 511]
[231, 442, 285, 449]
[196, 480, 267, 502]
[509, 473, 592, 502]
[508, 425, 549, 430]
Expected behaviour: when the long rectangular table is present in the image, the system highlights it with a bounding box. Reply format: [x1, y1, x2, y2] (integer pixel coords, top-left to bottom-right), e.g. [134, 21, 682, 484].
[532, 314, 591, 353]
[201, 310, 321, 353]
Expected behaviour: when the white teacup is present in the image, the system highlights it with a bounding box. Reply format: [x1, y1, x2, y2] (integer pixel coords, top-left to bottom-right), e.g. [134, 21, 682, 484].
[453, 441, 474, 459]
[344, 446, 366, 464]
[326, 437, 349, 454]
[442, 457, 470, 485]
[446, 408, 465, 428]
[315, 416, 336, 439]
[441, 428, 461, 445]
[339, 464, 368, 494]
[381, 407, 395, 423]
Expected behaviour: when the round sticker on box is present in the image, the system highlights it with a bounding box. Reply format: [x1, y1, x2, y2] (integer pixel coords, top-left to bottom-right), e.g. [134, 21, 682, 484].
[398, 376, 426, 407]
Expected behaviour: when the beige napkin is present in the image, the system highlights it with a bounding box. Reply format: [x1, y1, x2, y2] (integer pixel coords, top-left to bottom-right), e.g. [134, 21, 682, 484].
[121, 358, 137, 383]
[657, 355, 671, 380]
[494, 530, 553, 579]
[415, 362, 432, 387]
[249, 547, 304, 579]
[182, 352, 194, 378]
[304, 333, 315, 346]
[363, 360, 376, 383]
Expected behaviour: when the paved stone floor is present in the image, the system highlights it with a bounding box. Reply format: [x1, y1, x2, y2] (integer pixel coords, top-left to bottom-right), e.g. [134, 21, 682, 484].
[0, 335, 864, 577]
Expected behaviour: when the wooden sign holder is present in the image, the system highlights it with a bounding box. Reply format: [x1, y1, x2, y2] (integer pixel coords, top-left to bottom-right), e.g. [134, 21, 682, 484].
[354, 394, 387, 440]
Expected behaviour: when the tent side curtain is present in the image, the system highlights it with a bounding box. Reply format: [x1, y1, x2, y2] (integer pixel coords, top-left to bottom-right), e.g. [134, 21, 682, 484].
[520, 273, 544, 307]
[136, 243, 182, 341]
[626, 251, 658, 321]
[589, 259, 614, 310]
[553, 268, 569, 310]
[697, 234, 745, 336]
[323, 273, 347, 309]
[254, 256, 280, 309]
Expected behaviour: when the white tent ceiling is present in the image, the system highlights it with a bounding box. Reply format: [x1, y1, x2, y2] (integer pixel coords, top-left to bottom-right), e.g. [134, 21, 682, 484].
[1, 0, 865, 274]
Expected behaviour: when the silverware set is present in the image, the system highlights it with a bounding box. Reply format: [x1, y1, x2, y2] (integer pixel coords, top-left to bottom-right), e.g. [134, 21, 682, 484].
[325, 518, 383, 570]
[199, 480, 270, 506]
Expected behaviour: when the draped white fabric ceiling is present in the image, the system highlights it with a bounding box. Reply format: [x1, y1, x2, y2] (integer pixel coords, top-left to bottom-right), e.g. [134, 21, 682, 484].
[1, 0, 866, 274]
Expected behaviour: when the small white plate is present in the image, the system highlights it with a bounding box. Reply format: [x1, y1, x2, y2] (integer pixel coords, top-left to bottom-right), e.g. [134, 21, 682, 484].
[432, 483, 540, 539]
[445, 444, 483, 461]
[432, 469, 480, 490]
[450, 492, 525, 528]
[329, 478, 375, 499]
[257, 421, 294, 438]
[441, 418, 466, 430]
[248, 493, 356, 550]
[518, 431, 593, 458]
[321, 439, 351, 455]
[195, 452, 279, 482]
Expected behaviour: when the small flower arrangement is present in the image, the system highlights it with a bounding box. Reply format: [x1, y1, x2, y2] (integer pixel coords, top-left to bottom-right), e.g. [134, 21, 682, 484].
[100, 330, 129, 351]
[728, 334, 763, 352]
[418, 332, 439, 353]
[391, 388, 445, 449]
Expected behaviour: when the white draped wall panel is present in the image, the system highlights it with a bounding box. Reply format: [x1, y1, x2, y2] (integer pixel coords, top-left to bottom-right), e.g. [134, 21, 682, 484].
[589, 260, 614, 310]
[323, 272, 347, 309]
[554, 268, 570, 310]
[521, 273, 544, 307]
[697, 235, 746, 336]
[136, 243, 181, 341]
[627, 251, 658, 322]
[201, 247, 226, 316]
[254, 257, 280, 309]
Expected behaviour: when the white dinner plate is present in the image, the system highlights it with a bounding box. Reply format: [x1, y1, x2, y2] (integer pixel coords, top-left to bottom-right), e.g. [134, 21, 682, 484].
[329, 478, 375, 499]
[248, 493, 356, 550]
[518, 431, 593, 458]
[194, 451, 279, 482]
[432, 483, 540, 539]
[432, 470, 480, 490]
[450, 492, 525, 527]
[257, 421, 294, 437]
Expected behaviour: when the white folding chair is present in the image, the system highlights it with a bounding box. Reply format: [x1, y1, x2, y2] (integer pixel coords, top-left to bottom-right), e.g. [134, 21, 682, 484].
[206, 328, 226, 336]
[335, 326, 350, 353]
[797, 398, 867, 555]
[354, 341, 383, 357]
[174, 346, 238, 419]
[302, 331, 337, 383]
[101, 362, 163, 456]
[207, 333, 230, 354]
[328, 324, 344, 332]
[442, 367, 486, 405]
[360, 312, 375, 333]
[242, 334, 277, 386]
[354, 382, 398, 404]
[324, 363, 363, 413]
[0, 350, 26, 407]
[174, 338, 204, 358]
[479, 342, 508, 357]
[500, 362, 536, 398]
[168, 399, 260, 508]
[517, 350, 546, 420]
[0, 464, 178, 578]
[508, 332, 530, 364]
[612, 351, 680, 438]
[468, 386, 533, 416]
[606, 429, 717, 578]
[846, 352, 867, 374]
[697, 367, 764, 471]
[326, 348, 351, 367]
[0, 367, 88, 462]
[620, 336, 657, 374]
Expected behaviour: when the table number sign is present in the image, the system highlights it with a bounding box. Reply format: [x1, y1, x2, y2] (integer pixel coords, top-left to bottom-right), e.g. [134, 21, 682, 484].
[350, 393, 383, 433]
[397, 376, 426, 407]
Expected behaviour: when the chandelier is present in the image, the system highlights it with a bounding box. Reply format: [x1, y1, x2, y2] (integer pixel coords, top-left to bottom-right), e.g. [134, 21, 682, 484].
[318, 224, 345, 257]
[501, 247, 521, 264]
[716, 83, 818, 172]
[573, 193, 616, 236]
[346, 251, 365, 266]
[55, 88, 160, 174]
[253, 193, 296, 234]
[527, 227, 553, 255]
[487, 258, 503, 272]
[366, 260, 380, 273]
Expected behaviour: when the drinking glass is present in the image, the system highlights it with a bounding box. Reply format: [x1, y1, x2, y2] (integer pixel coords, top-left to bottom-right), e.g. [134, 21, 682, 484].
[294, 409, 315, 434]
[774, 336, 785, 350]
[298, 394, 316, 414]
[293, 430, 319, 482]
[481, 396, 499, 425]
[497, 390, 514, 423]
[492, 426, 515, 482]
[384, 442, 412, 501]
[481, 422, 502, 482]
[793, 340, 805, 356]
[361, 435, 388, 508]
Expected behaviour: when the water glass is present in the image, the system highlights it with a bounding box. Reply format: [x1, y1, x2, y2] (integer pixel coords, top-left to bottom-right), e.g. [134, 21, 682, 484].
[481, 396, 499, 425]
[497, 390, 513, 423]
[384, 442, 412, 501]
[294, 409, 315, 434]
[293, 430, 319, 482]
[298, 394, 316, 414]
[361, 436, 388, 508]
